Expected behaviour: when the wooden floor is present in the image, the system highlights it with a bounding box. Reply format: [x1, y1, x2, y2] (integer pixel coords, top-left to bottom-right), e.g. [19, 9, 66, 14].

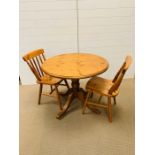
[19, 79, 134, 155]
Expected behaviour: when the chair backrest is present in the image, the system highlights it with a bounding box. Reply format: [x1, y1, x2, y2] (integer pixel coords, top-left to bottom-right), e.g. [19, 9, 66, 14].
[22, 49, 46, 81]
[109, 56, 132, 95]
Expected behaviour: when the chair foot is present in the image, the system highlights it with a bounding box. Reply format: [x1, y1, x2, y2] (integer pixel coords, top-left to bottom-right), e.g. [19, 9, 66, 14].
[108, 97, 112, 122]
[38, 84, 43, 105]
[82, 110, 85, 114]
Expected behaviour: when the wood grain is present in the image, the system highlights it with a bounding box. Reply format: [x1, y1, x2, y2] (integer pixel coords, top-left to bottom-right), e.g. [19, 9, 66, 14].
[42, 53, 109, 79]
[22, 49, 70, 106]
[83, 55, 132, 122]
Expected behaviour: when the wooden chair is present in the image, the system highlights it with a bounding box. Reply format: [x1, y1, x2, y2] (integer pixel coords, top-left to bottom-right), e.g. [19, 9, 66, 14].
[23, 49, 70, 110]
[82, 56, 132, 122]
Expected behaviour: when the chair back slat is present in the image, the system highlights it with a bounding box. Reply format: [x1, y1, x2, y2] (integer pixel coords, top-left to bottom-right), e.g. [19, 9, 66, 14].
[42, 53, 46, 61]
[27, 59, 41, 80]
[112, 62, 126, 83]
[32, 58, 42, 77]
[23, 49, 46, 81]
[38, 55, 43, 64]
[109, 56, 132, 95]
[36, 56, 44, 76]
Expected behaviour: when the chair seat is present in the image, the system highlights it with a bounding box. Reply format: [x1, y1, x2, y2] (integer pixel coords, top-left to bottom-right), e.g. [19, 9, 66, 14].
[37, 74, 62, 85]
[86, 76, 119, 96]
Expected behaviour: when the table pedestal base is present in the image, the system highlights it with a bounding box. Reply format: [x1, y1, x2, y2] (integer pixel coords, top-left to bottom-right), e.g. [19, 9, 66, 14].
[56, 79, 100, 119]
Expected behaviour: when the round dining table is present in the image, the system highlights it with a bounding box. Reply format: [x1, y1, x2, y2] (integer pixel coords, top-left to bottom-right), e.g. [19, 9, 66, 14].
[42, 53, 109, 119]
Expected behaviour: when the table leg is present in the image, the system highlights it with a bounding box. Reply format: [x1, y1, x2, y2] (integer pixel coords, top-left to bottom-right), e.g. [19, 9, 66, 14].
[56, 93, 74, 119]
[56, 79, 100, 119]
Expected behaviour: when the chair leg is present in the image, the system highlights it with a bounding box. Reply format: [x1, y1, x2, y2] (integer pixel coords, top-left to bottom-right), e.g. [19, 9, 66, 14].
[50, 85, 53, 93]
[55, 85, 63, 110]
[113, 96, 116, 105]
[82, 91, 90, 114]
[64, 79, 70, 90]
[38, 84, 43, 105]
[107, 97, 112, 122]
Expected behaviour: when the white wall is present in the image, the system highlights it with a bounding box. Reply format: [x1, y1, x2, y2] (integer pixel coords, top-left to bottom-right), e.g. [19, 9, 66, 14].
[20, 0, 134, 85]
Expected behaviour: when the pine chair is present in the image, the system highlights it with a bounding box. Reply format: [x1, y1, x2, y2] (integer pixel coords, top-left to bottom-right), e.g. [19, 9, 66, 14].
[23, 49, 70, 110]
[82, 56, 132, 122]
